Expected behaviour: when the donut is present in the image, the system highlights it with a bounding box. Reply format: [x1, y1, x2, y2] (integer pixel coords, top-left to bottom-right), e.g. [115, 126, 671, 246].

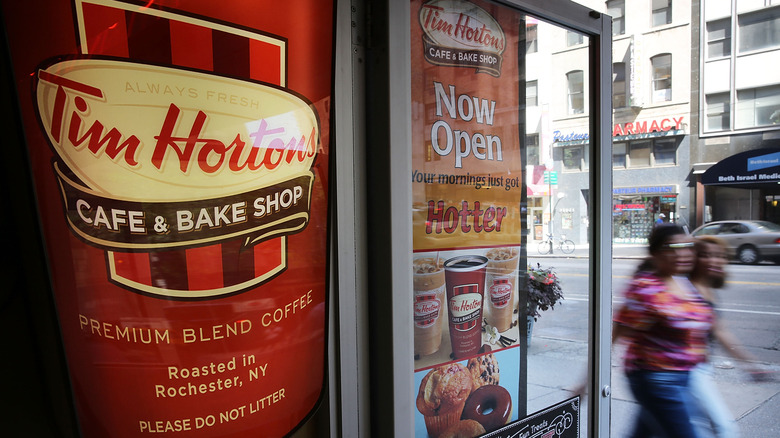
[460, 385, 512, 432]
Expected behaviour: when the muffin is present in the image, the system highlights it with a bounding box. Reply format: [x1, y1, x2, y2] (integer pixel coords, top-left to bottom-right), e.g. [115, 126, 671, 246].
[440, 419, 486, 438]
[416, 363, 474, 437]
[467, 353, 500, 388]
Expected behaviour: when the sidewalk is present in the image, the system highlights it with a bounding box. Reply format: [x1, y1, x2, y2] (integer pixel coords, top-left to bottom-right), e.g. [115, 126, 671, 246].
[527, 243, 780, 436]
[528, 337, 780, 437]
[532, 243, 648, 260]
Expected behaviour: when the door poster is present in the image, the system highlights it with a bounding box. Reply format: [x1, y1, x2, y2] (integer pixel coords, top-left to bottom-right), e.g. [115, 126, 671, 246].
[1, 0, 332, 436]
[411, 1, 525, 437]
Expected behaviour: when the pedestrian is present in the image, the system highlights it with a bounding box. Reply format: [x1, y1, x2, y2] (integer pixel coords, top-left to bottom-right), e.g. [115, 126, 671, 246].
[655, 213, 666, 226]
[688, 236, 760, 438]
[613, 224, 712, 438]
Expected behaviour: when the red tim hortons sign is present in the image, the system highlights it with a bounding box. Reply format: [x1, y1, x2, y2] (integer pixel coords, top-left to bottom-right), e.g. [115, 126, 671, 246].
[418, 0, 506, 77]
[1, 0, 333, 436]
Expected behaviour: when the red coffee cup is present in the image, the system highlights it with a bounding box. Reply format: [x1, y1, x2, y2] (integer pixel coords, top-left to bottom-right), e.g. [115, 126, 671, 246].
[444, 255, 488, 359]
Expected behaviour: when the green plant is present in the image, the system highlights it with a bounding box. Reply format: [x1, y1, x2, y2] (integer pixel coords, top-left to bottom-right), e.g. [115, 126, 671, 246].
[526, 263, 564, 321]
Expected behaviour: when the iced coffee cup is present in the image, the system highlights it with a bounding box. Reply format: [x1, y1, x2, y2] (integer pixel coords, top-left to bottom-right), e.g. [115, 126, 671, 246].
[413, 257, 446, 356]
[444, 255, 488, 359]
[485, 247, 519, 333]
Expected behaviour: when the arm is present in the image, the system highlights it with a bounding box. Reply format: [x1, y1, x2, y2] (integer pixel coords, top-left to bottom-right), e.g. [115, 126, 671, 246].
[612, 320, 636, 345]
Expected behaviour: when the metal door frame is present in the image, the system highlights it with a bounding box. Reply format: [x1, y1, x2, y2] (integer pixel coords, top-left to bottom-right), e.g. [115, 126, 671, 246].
[331, 0, 613, 436]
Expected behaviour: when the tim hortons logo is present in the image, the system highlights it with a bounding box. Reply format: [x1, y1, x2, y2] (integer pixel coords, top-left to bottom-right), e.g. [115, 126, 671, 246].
[34, 58, 320, 299]
[419, 0, 505, 76]
[35, 58, 318, 252]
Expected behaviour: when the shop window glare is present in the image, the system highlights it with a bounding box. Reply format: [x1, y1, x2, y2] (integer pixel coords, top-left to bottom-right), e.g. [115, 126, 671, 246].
[653, 139, 677, 165]
[613, 62, 627, 108]
[527, 80, 538, 107]
[613, 142, 627, 168]
[706, 18, 731, 59]
[738, 9, 780, 53]
[705, 93, 730, 132]
[563, 146, 583, 171]
[526, 134, 540, 166]
[607, 0, 625, 36]
[567, 30, 583, 46]
[652, 0, 672, 27]
[526, 24, 538, 54]
[629, 141, 651, 167]
[567, 70, 584, 114]
[735, 85, 780, 129]
[583, 144, 590, 170]
[651, 54, 672, 103]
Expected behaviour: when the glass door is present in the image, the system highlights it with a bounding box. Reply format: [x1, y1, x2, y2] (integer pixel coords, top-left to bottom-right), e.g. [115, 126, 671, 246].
[403, 0, 612, 436]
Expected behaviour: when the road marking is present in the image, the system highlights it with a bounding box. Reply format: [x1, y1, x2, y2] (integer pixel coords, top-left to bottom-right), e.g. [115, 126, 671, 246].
[559, 272, 780, 287]
[726, 280, 780, 286]
[562, 295, 780, 316]
[712, 308, 780, 316]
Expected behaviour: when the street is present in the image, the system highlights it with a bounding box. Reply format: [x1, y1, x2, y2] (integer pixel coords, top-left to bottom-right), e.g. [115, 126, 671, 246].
[523, 254, 780, 437]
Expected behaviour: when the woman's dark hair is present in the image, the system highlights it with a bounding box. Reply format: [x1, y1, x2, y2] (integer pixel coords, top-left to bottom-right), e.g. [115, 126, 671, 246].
[647, 223, 688, 256]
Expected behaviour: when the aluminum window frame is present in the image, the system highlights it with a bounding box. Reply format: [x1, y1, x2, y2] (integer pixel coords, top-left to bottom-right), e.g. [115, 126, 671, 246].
[354, 1, 613, 436]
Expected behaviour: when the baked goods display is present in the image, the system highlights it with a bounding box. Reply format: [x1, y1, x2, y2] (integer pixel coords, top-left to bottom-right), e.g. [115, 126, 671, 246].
[417, 353, 512, 437]
[416, 363, 474, 437]
[466, 353, 499, 388]
[439, 419, 486, 438]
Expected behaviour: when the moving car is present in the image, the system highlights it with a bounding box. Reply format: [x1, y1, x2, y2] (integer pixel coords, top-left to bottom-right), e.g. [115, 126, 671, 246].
[691, 220, 780, 264]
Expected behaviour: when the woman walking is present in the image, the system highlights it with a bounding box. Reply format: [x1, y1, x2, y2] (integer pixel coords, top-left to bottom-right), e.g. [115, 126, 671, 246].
[614, 224, 713, 438]
[689, 236, 760, 438]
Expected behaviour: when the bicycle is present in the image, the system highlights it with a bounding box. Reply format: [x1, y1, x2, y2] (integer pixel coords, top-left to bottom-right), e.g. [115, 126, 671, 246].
[537, 233, 575, 255]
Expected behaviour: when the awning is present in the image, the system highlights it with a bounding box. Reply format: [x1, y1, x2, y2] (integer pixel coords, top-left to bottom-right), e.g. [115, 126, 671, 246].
[701, 148, 780, 189]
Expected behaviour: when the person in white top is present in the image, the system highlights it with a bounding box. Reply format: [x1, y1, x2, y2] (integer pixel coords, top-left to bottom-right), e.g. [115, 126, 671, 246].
[688, 236, 762, 438]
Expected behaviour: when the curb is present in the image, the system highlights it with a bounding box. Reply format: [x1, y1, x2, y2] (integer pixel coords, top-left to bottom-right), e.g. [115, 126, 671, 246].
[531, 253, 646, 260]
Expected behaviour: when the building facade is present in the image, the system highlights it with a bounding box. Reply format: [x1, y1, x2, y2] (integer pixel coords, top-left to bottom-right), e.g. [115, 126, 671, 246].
[691, 0, 780, 227]
[528, 0, 780, 245]
[527, 0, 694, 245]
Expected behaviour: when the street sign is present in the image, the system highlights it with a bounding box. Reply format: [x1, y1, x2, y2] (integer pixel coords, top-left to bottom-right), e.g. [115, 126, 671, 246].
[544, 170, 558, 184]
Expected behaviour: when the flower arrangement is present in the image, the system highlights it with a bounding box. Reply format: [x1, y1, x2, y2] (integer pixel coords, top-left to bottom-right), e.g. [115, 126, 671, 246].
[526, 263, 564, 321]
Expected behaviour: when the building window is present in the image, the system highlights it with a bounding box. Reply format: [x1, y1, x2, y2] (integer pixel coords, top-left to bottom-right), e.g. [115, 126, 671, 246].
[607, 0, 625, 36]
[563, 146, 583, 171]
[651, 54, 672, 103]
[613, 142, 627, 168]
[613, 62, 627, 108]
[567, 70, 584, 114]
[706, 18, 731, 59]
[705, 93, 730, 132]
[652, 0, 672, 27]
[653, 138, 677, 165]
[526, 134, 540, 166]
[738, 8, 780, 53]
[616, 138, 678, 167]
[629, 141, 651, 167]
[735, 85, 780, 129]
[527, 80, 538, 107]
[567, 31, 583, 47]
[526, 24, 538, 54]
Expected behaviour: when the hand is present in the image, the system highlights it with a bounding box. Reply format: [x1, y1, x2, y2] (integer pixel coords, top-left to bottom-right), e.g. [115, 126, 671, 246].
[748, 369, 775, 382]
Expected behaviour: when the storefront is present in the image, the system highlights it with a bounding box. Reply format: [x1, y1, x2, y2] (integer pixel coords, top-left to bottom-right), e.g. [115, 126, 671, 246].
[552, 115, 690, 245]
[613, 185, 678, 243]
[699, 147, 780, 225]
[1, 1, 614, 437]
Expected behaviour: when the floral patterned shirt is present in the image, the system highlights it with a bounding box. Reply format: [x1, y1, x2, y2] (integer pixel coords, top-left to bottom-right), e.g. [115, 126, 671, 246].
[615, 272, 713, 372]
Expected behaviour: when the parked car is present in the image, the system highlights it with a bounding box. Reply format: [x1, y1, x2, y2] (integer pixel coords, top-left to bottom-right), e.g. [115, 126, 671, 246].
[691, 220, 780, 264]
